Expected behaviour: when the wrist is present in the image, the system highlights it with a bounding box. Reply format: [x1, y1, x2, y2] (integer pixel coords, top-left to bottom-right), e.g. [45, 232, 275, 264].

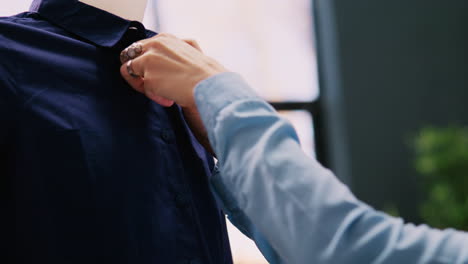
[181, 106, 215, 156]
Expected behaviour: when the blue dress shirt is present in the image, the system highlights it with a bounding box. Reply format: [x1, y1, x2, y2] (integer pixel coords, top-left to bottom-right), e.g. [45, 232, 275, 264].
[194, 72, 468, 264]
[0, 1, 232, 263]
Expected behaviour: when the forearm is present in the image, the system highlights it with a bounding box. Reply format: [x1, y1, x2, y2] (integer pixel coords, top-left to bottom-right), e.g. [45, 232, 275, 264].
[195, 73, 468, 264]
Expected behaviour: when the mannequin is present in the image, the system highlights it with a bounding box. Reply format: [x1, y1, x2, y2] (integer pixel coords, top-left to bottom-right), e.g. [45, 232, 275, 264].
[80, 0, 148, 22]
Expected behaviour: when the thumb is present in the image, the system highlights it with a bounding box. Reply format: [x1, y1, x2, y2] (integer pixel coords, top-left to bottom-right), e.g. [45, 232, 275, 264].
[146, 91, 175, 107]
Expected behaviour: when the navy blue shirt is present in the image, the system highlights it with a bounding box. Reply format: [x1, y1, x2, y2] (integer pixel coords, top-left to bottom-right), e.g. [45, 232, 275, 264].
[0, 1, 233, 263]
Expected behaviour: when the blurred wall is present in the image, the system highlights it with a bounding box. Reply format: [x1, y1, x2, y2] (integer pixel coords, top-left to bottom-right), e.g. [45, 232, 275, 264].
[314, 0, 468, 222]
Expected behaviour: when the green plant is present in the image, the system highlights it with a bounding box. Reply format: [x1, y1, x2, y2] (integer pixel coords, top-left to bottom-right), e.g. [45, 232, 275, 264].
[414, 126, 468, 231]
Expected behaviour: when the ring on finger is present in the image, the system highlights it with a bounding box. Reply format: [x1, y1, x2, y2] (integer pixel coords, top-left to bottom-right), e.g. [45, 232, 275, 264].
[120, 42, 143, 64]
[126, 60, 141, 78]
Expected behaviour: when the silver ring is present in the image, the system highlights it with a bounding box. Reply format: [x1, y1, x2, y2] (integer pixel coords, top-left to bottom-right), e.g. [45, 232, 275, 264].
[120, 42, 143, 64]
[126, 60, 141, 78]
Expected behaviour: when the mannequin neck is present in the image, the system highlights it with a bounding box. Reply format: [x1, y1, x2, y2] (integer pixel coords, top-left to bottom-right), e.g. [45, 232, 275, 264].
[79, 0, 148, 22]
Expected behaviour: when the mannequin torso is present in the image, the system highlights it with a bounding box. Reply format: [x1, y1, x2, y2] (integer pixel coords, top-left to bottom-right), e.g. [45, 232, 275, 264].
[2, 2, 234, 263]
[79, 0, 147, 22]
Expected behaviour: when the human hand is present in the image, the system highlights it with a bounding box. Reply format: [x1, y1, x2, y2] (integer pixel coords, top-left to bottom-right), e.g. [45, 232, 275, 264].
[119, 33, 227, 108]
[119, 33, 226, 155]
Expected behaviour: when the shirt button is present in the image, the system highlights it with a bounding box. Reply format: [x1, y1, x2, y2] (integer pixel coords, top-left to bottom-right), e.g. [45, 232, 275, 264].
[174, 194, 190, 209]
[161, 129, 173, 143]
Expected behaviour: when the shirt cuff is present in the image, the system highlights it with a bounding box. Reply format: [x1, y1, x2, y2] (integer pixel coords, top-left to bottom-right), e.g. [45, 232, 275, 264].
[194, 72, 259, 140]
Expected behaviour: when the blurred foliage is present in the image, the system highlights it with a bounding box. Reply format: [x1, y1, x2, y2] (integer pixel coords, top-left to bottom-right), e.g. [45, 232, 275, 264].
[383, 203, 400, 218]
[414, 126, 468, 231]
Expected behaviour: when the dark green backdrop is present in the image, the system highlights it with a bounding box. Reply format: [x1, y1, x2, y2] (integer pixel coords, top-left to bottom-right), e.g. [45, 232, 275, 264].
[314, 0, 468, 222]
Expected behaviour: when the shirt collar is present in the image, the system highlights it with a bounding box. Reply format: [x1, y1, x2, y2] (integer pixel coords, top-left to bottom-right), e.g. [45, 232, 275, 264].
[29, 0, 148, 48]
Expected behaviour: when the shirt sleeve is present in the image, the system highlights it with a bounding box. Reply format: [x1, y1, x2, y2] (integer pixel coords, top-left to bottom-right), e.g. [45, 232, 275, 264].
[195, 72, 468, 264]
[210, 166, 284, 264]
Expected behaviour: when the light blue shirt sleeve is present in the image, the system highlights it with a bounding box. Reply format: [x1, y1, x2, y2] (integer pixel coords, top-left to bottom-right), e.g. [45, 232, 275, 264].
[194, 72, 468, 264]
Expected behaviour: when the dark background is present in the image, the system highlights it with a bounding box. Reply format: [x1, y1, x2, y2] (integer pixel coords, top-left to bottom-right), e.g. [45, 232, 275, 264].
[313, 0, 468, 222]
